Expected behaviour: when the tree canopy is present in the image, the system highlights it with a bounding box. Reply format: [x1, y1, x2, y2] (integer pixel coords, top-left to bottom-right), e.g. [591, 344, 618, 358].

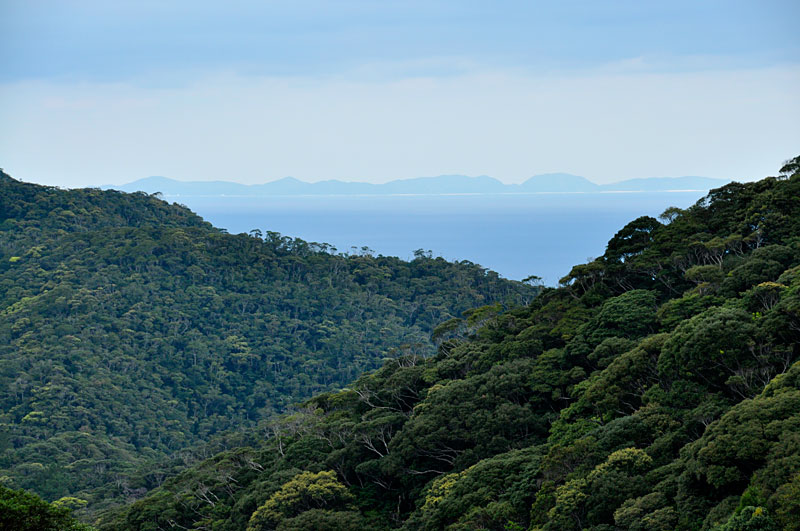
[94, 158, 800, 530]
[0, 171, 535, 516]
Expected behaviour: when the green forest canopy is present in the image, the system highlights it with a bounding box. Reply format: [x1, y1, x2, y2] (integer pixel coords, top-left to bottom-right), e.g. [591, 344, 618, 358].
[0, 170, 535, 514]
[97, 156, 800, 530]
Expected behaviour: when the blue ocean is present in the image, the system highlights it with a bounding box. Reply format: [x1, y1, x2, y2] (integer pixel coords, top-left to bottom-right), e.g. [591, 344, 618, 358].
[173, 192, 704, 285]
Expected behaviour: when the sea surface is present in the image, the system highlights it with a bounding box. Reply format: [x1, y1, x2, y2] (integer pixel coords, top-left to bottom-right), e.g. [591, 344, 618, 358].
[171, 192, 704, 285]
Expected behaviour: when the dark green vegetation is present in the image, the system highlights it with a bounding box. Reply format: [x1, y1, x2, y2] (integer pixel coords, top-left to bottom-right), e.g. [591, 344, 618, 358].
[100, 157, 800, 530]
[0, 485, 90, 531]
[0, 171, 535, 515]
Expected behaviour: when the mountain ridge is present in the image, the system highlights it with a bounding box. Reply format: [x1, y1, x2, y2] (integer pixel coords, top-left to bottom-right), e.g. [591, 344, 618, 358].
[103, 173, 733, 196]
[0, 170, 536, 515]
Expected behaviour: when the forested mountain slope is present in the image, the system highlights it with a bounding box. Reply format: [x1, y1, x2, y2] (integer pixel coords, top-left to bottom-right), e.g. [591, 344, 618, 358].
[0, 171, 536, 513]
[101, 158, 800, 530]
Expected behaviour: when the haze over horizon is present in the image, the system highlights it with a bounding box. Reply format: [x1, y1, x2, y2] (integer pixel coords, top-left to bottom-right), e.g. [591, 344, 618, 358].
[102, 171, 731, 191]
[1, 1, 798, 188]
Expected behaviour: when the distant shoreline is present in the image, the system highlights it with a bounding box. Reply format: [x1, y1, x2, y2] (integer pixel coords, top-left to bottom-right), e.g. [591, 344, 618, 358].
[147, 189, 712, 199]
[101, 173, 732, 198]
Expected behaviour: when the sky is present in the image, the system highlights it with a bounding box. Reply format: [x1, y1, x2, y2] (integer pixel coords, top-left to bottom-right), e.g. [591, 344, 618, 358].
[0, 1, 798, 187]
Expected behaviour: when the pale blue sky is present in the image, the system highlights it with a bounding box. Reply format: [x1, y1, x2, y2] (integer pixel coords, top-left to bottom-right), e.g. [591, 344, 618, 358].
[1, 1, 798, 186]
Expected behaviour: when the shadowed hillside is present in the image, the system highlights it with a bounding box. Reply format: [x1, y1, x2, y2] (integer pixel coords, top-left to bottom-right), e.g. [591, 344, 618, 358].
[0, 171, 536, 513]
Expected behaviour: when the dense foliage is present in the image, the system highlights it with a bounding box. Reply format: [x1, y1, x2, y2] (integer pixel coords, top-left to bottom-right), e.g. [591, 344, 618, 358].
[100, 157, 800, 530]
[0, 170, 535, 515]
[0, 485, 90, 531]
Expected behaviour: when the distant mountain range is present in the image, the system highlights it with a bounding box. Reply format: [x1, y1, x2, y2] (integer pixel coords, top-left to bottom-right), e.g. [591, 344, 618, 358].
[104, 173, 732, 196]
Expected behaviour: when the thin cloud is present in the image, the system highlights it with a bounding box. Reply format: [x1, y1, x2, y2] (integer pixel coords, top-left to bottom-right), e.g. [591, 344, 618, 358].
[1, 66, 798, 187]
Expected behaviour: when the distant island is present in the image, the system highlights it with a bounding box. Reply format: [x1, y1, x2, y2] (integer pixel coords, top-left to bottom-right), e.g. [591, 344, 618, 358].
[104, 173, 732, 197]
